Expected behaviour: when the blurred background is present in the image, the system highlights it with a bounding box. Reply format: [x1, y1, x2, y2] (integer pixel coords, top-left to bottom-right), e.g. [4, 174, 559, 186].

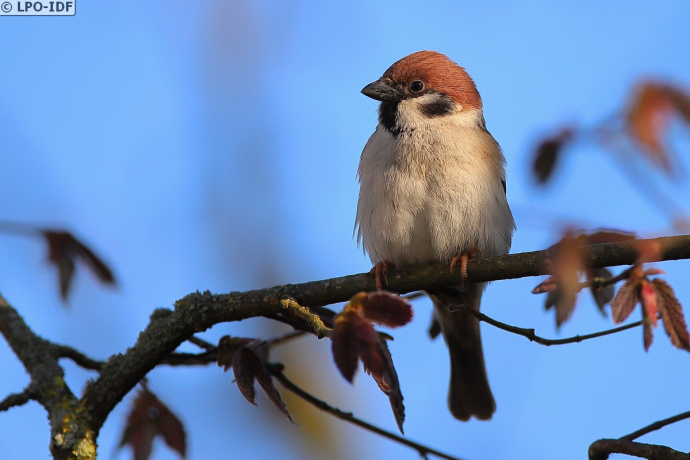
[1, 1, 690, 459]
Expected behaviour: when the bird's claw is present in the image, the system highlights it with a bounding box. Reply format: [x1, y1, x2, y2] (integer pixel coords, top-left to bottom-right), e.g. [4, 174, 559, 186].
[449, 247, 482, 288]
[369, 260, 394, 291]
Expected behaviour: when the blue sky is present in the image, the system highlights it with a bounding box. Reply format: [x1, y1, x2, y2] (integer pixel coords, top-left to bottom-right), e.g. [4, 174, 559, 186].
[1, 1, 690, 459]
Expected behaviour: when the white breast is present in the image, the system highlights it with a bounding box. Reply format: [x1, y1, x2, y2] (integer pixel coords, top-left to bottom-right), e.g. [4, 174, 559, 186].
[355, 107, 514, 267]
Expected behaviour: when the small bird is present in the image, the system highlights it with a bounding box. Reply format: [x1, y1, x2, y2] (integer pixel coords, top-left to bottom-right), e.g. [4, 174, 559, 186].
[355, 51, 515, 421]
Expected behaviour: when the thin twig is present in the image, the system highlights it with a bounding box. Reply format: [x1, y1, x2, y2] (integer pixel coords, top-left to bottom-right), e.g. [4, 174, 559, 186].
[589, 438, 688, 460]
[187, 336, 216, 351]
[52, 344, 103, 371]
[621, 410, 690, 441]
[270, 367, 464, 460]
[403, 291, 427, 301]
[280, 297, 331, 338]
[578, 269, 630, 293]
[160, 351, 216, 366]
[465, 307, 643, 346]
[0, 387, 35, 411]
[266, 330, 307, 348]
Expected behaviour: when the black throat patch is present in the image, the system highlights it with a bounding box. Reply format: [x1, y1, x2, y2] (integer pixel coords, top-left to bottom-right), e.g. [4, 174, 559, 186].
[378, 100, 399, 134]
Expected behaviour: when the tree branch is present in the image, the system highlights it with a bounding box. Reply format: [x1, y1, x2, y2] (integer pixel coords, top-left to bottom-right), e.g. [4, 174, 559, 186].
[0, 387, 35, 411]
[4, 235, 690, 459]
[0, 295, 94, 459]
[589, 439, 688, 460]
[52, 344, 103, 371]
[465, 308, 645, 345]
[270, 366, 464, 460]
[621, 410, 690, 441]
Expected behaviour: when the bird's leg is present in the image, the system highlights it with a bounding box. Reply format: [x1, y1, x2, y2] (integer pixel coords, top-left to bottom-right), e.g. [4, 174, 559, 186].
[369, 260, 394, 291]
[449, 246, 482, 289]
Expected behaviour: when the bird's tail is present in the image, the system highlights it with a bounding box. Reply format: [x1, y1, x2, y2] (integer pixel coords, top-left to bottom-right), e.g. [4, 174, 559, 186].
[428, 283, 495, 421]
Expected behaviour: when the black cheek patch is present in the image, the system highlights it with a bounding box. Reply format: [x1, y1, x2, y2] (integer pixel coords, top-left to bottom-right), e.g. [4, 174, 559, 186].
[420, 94, 455, 117]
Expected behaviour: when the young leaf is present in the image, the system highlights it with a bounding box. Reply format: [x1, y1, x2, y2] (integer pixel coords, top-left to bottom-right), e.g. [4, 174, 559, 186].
[542, 234, 586, 328]
[359, 291, 413, 328]
[652, 279, 690, 351]
[119, 387, 186, 460]
[532, 277, 557, 294]
[532, 128, 573, 184]
[216, 336, 294, 421]
[554, 288, 578, 329]
[584, 230, 637, 245]
[330, 313, 359, 383]
[643, 314, 654, 352]
[585, 268, 615, 315]
[232, 348, 259, 405]
[611, 280, 640, 324]
[216, 336, 254, 372]
[356, 320, 383, 384]
[639, 281, 658, 327]
[252, 360, 294, 423]
[43, 230, 116, 301]
[626, 82, 674, 174]
[371, 334, 405, 434]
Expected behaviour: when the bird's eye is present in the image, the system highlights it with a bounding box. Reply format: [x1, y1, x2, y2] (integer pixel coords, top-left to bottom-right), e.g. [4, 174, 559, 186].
[409, 80, 425, 92]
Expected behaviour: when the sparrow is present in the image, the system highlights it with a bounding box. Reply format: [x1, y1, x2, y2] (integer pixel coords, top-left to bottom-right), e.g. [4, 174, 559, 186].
[355, 51, 515, 421]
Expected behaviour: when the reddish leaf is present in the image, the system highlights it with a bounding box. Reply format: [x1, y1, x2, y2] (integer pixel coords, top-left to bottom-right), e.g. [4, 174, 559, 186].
[662, 84, 690, 124]
[652, 279, 690, 351]
[626, 82, 674, 174]
[119, 388, 186, 460]
[331, 293, 407, 432]
[544, 290, 558, 312]
[640, 282, 657, 349]
[584, 230, 636, 245]
[153, 397, 187, 457]
[532, 128, 573, 184]
[611, 280, 640, 324]
[585, 268, 615, 315]
[356, 320, 383, 384]
[253, 360, 294, 423]
[636, 239, 664, 264]
[532, 277, 557, 294]
[216, 336, 293, 421]
[216, 336, 254, 372]
[371, 334, 405, 434]
[43, 230, 116, 301]
[643, 314, 654, 352]
[554, 288, 578, 329]
[232, 348, 259, 405]
[639, 281, 658, 327]
[359, 291, 413, 328]
[546, 233, 586, 328]
[330, 313, 359, 383]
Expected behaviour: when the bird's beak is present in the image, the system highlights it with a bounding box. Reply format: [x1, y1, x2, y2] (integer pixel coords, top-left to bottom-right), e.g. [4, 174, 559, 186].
[361, 80, 400, 102]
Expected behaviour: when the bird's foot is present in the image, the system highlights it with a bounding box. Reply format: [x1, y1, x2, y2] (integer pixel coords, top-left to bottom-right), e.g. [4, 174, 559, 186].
[369, 260, 394, 291]
[449, 247, 482, 288]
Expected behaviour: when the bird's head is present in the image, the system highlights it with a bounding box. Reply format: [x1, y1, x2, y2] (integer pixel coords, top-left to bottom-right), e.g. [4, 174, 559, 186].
[361, 51, 483, 135]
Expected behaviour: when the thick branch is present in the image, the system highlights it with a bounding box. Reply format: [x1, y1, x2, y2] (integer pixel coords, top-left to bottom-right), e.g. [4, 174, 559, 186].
[5, 235, 688, 456]
[80, 235, 690, 432]
[0, 296, 94, 459]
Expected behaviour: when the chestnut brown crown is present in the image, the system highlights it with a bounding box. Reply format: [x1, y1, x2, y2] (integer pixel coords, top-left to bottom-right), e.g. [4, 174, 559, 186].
[381, 51, 482, 109]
